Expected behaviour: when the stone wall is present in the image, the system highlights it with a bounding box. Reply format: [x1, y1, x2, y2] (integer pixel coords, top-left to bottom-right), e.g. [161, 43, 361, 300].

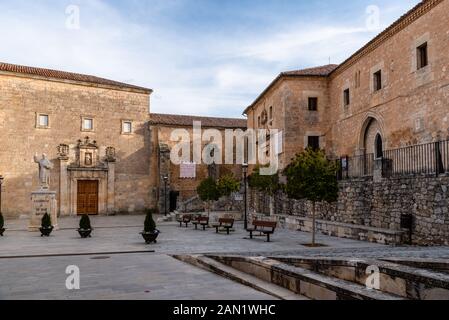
[251, 174, 449, 245]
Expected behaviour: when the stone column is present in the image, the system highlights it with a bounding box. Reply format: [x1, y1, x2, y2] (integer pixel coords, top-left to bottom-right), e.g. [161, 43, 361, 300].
[158, 144, 171, 214]
[107, 161, 115, 214]
[57, 144, 70, 216]
[58, 157, 69, 216]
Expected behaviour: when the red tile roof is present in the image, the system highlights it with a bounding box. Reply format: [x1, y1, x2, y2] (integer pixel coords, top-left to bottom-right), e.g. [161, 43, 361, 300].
[0, 62, 152, 93]
[244, 64, 337, 114]
[282, 64, 338, 77]
[149, 113, 247, 129]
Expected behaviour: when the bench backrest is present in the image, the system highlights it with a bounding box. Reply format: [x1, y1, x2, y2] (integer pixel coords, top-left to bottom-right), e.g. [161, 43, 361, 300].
[219, 218, 234, 225]
[183, 215, 192, 221]
[253, 220, 277, 230]
[199, 217, 209, 223]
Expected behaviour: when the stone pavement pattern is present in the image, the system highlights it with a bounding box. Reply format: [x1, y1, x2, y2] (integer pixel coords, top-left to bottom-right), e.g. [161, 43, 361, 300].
[1, 215, 448, 300]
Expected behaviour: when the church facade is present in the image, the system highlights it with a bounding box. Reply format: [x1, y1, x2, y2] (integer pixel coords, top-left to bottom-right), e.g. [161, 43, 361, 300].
[0, 63, 246, 218]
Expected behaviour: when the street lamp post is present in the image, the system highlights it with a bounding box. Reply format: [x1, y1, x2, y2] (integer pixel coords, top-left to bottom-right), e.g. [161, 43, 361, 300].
[242, 164, 248, 230]
[163, 176, 169, 216]
[0, 175, 4, 216]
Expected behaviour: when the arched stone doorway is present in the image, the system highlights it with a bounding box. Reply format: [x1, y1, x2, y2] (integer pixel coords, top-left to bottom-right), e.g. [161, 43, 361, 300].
[359, 116, 385, 158]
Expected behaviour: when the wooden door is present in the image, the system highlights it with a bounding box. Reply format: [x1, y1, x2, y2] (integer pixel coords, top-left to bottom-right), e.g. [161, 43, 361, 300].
[77, 180, 99, 215]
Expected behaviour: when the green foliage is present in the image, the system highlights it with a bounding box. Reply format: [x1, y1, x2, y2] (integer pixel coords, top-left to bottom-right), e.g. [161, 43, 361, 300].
[79, 214, 92, 230]
[0, 212, 4, 229]
[217, 174, 240, 197]
[248, 166, 280, 195]
[41, 213, 52, 229]
[283, 148, 339, 203]
[144, 209, 157, 233]
[197, 177, 221, 202]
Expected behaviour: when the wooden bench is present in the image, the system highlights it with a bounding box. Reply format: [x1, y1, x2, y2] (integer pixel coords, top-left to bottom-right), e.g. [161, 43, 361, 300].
[247, 220, 277, 242]
[192, 216, 210, 230]
[180, 214, 192, 228]
[213, 218, 235, 235]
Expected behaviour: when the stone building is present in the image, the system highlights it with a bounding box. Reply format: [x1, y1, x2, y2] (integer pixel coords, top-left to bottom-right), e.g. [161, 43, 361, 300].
[0, 63, 246, 218]
[244, 0, 449, 167]
[244, 0, 449, 245]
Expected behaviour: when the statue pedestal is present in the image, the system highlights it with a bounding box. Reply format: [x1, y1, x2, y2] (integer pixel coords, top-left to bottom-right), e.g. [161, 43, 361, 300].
[29, 190, 59, 232]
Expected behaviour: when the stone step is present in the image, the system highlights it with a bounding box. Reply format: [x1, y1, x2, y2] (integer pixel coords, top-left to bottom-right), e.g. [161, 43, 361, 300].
[172, 254, 307, 300]
[209, 255, 406, 300]
[271, 256, 449, 300]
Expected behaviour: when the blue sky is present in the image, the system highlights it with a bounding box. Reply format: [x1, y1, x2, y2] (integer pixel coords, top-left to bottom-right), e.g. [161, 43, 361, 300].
[0, 0, 420, 118]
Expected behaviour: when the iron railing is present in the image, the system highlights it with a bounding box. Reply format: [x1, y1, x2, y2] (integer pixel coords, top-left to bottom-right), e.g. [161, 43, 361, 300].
[339, 139, 449, 179]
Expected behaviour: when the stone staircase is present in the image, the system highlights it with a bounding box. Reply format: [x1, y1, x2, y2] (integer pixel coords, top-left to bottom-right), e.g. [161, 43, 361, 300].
[173, 254, 449, 300]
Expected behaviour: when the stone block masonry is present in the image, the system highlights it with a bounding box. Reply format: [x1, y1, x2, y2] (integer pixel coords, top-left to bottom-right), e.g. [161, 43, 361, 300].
[251, 174, 449, 246]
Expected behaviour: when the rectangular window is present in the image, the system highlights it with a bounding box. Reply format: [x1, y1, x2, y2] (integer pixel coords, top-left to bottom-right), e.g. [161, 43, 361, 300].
[308, 97, 318, 111]
[38, 114, 49, 128]
[343, 89, 350, 106]
[307, 136, 320, 151]
[373, 70, 382, 91]
[122, 121, 132, 134]
[82, 118, 94, 131]
[417, 42, 428, 69]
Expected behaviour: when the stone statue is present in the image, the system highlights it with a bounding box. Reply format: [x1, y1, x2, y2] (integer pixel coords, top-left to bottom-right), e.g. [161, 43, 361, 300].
[34, 153, 54, 189]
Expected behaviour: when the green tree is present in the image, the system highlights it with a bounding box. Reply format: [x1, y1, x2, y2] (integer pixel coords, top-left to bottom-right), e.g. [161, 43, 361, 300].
[248, 166, 280, 215]
[217, 174, 240, 197]
[144, 209, 157, 233]
[79, 214, 92, 230]
[41, 213, 52, 229]
[283, 148, 339, 246]
[197, 177, 221, 217]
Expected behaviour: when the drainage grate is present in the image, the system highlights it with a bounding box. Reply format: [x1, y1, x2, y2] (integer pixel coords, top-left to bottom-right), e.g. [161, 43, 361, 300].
[90, 256, 111, 260]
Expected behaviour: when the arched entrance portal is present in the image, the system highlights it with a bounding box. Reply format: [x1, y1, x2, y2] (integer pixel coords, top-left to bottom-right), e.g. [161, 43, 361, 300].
[360, 117, 384, 158]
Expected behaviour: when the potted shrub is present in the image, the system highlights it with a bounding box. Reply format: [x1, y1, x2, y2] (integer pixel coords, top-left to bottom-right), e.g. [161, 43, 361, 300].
[78, 214, 93, 238]
[40, 213, 54, 237]
[0, 212, 5, 236]
[140, 209, 160, 244]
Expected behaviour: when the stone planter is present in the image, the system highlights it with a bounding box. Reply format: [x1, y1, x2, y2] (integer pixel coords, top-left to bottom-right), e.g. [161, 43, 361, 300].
[40, 226, 54, 237]
[140, 230, 160, 244]
[78, 228, 93, 238]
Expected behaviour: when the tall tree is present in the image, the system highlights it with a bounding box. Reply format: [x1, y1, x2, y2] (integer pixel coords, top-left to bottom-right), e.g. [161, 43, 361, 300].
[284, 148, 339, 246]
[197, 177, 221, 217]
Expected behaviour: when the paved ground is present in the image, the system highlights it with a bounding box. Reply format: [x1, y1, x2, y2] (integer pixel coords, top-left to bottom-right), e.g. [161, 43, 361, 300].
[0, 253, 274, 300]
[1, 215, 448, 300]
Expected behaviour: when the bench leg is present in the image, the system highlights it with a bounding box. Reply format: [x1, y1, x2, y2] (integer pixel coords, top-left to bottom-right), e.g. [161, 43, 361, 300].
[227, 228, 230, 235]
[266, 234, 271, 242]
[203, 225, 206, 231]
[185, 223, 188, 228]
[249, 231, 253, 239]
[179, 222, 182, 227]
[195, 224, 198, 230]
[216, 227, 219, 233]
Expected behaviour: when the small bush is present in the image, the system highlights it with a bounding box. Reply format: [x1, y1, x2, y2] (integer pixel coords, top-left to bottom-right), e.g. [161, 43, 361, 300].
[0, 213, 4, 229]
[41, 213, 52, 229]
[79, 214, 92, 230]
[144, 209, 157, 233]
